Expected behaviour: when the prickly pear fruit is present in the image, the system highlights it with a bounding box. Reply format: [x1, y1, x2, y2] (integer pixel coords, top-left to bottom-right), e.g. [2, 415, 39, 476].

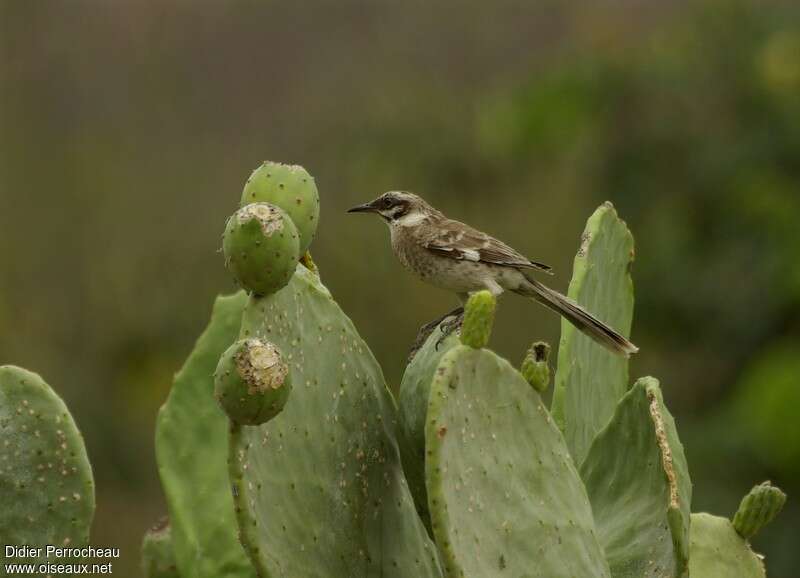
[0, 366, 95, 559]
[520, 341, 551, 392]
[241, 161, 320, 254]
[214, 338, 291, 426]
[156, 292, 256, 578]
[460, 290, 496, 348]
[732, 481, 786, 540]
[223, 202, 300, 296]
[141, 518, 180, 578]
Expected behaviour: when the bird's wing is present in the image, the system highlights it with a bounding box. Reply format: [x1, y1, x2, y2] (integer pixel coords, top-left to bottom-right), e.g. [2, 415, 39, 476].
[423, 219, 553, 274]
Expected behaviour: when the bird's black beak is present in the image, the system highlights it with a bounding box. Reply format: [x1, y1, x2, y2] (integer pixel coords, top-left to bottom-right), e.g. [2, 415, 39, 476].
[347, 201, 377, 214]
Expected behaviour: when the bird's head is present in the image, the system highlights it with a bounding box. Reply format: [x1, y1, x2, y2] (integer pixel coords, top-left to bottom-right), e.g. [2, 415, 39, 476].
[347, 191, 434, 225]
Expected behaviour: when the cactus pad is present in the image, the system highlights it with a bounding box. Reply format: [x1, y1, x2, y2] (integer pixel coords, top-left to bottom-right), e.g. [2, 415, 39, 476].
[580, 377, 692, 578]
[223, 202, 301, 297]
[460, 290, 496, 349]
[732, 481, 786, 540]
[241, 161, 320, 254]
[214, 338, 291, 425]
[229, 265, 442, 578]
[0, 366, 95, 558]
[155, 292, 256, 578]
[689, 513, 766, 578]
[425, 345, 610, 578]
[551, 201, 636, 465]
[397, 323, 460, 529]
[141, 519, 180, 578]
[520, 341, 551, 393]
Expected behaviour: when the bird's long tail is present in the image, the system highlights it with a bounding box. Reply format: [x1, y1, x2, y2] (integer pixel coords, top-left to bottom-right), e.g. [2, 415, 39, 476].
[517, 277, 638, 357]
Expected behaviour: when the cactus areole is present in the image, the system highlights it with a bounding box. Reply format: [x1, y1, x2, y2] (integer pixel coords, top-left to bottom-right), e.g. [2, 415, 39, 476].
[214, 338, 291, 425]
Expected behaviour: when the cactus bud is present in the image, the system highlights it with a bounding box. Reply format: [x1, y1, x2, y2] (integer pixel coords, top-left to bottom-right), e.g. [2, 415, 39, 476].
[214, 338, 291, 425]
[460, 290, 496, 349]
[241, 161, 320, 254]
[521, 341, 551, 393]
[732, 481, 786, 539]
[222, 202, 300, 296]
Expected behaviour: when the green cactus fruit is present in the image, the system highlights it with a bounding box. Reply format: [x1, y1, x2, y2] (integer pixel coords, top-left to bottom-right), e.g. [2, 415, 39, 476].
[397, 323, 460, 531]
[732, 481, 787, 540]
[460, 290, 496, 348]
[426, 345, 611, 578]
[229, 265, 443, 578]
[520, 341, 551, 393]
[241, 161, 321, 254]
[141, 519, 180, 578]
[689, 513, 766, 578]
[155, 292, 256, 578]
[0, 366, 95, 562]
[580, 377, 692, 578]
[214, 338, 291, 426]
[551, 201, 635, 465]
[223, 202, 301, 296]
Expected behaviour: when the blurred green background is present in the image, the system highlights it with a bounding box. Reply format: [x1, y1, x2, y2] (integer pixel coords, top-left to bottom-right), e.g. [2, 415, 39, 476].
[2, 1, 799, 575]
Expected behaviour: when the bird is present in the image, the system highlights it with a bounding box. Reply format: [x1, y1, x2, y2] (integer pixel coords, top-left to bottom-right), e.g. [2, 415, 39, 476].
[348, 191, 638, 357]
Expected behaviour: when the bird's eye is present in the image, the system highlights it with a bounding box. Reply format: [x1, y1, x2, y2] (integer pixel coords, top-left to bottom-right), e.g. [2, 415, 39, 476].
[381, 197, 393, 208]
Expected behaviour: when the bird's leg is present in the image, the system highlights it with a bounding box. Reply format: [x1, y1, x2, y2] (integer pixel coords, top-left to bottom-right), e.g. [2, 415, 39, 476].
[435, 308, 466, 350]
[409, 306, 465, 360]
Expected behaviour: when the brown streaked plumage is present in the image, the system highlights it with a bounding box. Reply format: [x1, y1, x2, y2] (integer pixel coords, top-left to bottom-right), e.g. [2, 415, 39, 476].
[348, 191, 638, 357]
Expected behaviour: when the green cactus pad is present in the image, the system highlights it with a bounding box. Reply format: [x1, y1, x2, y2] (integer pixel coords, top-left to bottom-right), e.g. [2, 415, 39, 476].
[229, 266, 442, 578]
[425, 345, 611, 578]
[0, 366, 95, 559]
[460, 290, 496, 349]
[141, 519, 180, 578]
[214, 338, 291, 426]
[223, 202, 301, 296]
[551, 201, 635, 465]
[580, 377, 692, 578]
[397, 323, 460, 530]
[155, 292, 256, 578]
[241, 161, 321, 254]
[732, 481, 787, 540]
[689, 513, 766, 578]
[520, 341, 551, 393]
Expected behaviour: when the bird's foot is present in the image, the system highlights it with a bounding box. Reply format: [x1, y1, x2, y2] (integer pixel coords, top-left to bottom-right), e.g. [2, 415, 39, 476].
[435, 309, 465, 350]
[408, 307, 465, 361]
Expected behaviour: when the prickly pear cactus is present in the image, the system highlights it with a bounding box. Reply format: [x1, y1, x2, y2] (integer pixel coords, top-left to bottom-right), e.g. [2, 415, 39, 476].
[580, 377, 692, 578]
[397, 326, 460, 529]
[0, 366, 95, 560]
[141, 519, 180, 578]
[155, 292, 256, 578]
[520, 341, 551, 393]
[551, 202, 635, 465]
[689, 513, 766, 578]
[214, 337, 292, 426]
[732, 481, 786, 540]
[425, 293, 611, 578]
[460, 291, 496, 348]
[228, 265, 443, 578]
[223, 203, 301, 296]
[241, 161, 320, 254]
